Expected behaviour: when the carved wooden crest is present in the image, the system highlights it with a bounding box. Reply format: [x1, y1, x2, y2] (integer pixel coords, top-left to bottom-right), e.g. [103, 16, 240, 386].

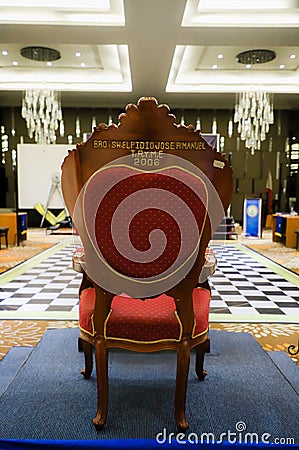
[62, 97, 233, 217]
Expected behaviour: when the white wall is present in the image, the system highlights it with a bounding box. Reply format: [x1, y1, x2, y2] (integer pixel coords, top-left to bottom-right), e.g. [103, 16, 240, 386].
[17, 144, 71, 209]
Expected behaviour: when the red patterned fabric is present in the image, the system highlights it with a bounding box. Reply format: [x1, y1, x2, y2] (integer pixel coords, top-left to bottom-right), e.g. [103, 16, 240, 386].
[79, 287, 210, 342]
[84, 168, 207, 278]
[192, 288, 210, 338]
[79, 288, 96, 336]
[105, 294, 181, 342]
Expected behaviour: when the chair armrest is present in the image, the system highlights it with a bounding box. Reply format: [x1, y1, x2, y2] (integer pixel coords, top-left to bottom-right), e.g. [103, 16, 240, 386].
[198, 248, 217, 283]
[73, 247, 86, 273]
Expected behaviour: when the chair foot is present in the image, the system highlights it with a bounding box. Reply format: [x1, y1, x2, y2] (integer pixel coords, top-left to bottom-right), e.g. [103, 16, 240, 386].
[175, 342, 190, 434]
[176, 419, 189, 432]
[195, 338, 210, 381]
[81, 367, 92, 379]
[93, 415, 106, 431]
[78, 338, 93, 378]
[93, 340, 109, 431]
[198, 368, 207, 381]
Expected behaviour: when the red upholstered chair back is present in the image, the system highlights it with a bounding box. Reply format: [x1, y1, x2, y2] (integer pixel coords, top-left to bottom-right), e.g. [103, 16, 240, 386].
[86, 169, 206, 278]
[76, 164, 210, 300]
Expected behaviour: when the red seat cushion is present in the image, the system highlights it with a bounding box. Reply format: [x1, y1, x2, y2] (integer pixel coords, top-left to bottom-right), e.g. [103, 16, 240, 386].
[79, 288, 96, 336]
[105, 294, 182, 342]
[79, 287, 210, 342]
[192, 287, 210, 338]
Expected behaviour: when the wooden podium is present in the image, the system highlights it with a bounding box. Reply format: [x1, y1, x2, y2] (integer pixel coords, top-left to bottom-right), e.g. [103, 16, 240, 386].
[0, 212, 27, 245]
[272, 213, 299, 248]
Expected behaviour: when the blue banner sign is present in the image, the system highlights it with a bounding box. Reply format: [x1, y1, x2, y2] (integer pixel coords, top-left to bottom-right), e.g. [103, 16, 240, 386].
[243, 198, 262, 238]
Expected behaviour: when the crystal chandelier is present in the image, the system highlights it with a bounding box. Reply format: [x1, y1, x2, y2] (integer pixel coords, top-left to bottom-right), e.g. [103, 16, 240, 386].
[20, 46, 63, 145]
[234, 49, 276, 154]
[21, 89, 63, 145]
[234, 90, 274, 153]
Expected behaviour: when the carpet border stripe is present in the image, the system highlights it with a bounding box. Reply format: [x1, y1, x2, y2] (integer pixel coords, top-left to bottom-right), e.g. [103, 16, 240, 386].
[235, 243, 299, 287]
[0, 242, 69, 287]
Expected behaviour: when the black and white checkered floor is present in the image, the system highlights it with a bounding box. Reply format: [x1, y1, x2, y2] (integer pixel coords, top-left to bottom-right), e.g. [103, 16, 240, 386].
[0, 246, 81, 317]
[0, 244, 298, 322]
[210, 246, 299, 319]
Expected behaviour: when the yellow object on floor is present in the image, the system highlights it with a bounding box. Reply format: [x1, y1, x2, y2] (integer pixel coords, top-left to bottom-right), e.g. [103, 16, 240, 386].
[34, 203, 66, 226]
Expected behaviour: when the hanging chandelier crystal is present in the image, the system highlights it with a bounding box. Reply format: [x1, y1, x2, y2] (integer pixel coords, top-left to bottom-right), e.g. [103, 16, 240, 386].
[19, 46, 63, 145]
[234, 49, 276, 154]
[21, 89, 63, 144]
[234, 90, 274, 153]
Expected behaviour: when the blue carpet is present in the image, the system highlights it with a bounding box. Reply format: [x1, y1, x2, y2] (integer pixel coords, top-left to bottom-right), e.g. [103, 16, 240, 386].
[0, 347, 33, 396]
[0, 329, 298, 445]
[268, 351, 299, 395]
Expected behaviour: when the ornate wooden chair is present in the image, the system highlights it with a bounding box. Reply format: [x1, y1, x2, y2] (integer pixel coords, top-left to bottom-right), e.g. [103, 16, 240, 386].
[61, 97, 233, 432]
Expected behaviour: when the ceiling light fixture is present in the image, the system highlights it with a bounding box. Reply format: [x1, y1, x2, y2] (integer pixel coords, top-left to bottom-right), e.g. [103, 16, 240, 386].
[20, 46, 61, 62]
[21, 89, 63, 144]
[234, 49, 275, 154]
[236, 49, 276, 65]
[19, 46, 63, 144]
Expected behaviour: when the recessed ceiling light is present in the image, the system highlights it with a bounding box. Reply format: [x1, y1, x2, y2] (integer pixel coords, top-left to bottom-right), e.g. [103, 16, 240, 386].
[75, 52, 82, 57]
[279, 64, 285, 69]
[290, 54, 296, 59]
[245, 64, 251, 69]
[20, 46, 61, 62]
[217, 54, 223, 59]
[80, 62, 86, 68]
[212, 64, 218, 69]
[2, 50, 8, 56]
[47, 61, 52, 66]
[12, 61, 18, 66]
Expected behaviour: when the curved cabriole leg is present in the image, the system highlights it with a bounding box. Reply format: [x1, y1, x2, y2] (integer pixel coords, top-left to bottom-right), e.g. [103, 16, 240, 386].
[195, 338, 210, 381]
[93, 339, 109, 431]
[78, 337, 83, 352]
[174, 341, 190, 432]
[79, 339, 93, 379]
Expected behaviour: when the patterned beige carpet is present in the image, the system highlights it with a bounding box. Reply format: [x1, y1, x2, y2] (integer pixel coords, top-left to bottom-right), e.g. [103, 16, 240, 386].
[245, 241, 299, 275]
[0, 227, 73, 274]
[0, 241, 54, 273]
